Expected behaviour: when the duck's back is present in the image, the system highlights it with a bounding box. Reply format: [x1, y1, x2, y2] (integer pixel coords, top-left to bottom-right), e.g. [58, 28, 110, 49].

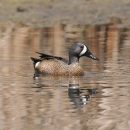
[36, 59, 84, 76]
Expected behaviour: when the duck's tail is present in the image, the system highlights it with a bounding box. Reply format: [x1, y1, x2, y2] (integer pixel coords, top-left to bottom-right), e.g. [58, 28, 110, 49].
[30, 57, 41, 68]
[30, 57, 41, 63]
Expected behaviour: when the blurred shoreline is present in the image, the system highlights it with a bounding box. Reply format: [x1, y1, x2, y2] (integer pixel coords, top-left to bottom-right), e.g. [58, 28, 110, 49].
[0, 0, 130, 27]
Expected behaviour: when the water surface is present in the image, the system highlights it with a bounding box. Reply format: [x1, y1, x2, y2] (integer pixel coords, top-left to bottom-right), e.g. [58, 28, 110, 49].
[0, 23, 130, 130]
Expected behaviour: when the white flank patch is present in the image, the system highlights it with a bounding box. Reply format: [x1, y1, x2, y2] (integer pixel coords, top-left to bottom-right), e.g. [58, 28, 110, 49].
[35, 62, 40, 68]
[79, 45, 87, 56]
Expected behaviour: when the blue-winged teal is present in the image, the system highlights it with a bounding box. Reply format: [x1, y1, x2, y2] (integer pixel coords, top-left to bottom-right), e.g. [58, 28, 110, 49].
[31, 42, 99, 76]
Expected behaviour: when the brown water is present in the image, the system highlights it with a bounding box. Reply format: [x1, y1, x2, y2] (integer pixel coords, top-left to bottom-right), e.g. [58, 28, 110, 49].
[0, 23, 130, 130]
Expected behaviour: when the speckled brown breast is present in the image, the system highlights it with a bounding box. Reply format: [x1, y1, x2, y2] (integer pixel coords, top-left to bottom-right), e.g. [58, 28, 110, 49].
[36, 59, 84, 76]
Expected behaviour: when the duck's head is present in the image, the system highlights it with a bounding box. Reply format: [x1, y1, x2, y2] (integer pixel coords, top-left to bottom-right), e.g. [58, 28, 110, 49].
[69, 42, 99, 64]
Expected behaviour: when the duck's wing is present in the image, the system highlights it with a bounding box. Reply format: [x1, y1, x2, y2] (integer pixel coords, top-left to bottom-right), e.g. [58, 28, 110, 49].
[36, 52, 68, 64]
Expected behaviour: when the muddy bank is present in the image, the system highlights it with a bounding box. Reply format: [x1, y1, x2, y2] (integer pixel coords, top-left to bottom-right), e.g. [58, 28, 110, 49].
[0, 0, 130, 27]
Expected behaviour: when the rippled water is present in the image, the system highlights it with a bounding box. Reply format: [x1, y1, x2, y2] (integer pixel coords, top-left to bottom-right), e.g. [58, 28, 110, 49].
[0, 23, 130, 130]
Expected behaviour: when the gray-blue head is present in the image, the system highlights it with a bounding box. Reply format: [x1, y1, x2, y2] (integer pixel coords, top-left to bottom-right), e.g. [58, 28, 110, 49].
[69, 42, 99, 64]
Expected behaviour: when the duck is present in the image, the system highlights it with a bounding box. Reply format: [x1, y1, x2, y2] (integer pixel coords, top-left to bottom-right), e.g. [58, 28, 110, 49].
[31, 42, 99, 76]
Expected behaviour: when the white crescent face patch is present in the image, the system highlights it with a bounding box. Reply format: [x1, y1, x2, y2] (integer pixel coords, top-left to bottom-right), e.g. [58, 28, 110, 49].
[79, 45, 87, 56]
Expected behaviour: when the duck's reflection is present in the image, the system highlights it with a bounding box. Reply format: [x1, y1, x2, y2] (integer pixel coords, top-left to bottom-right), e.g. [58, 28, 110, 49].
[68, 83, 97, 108]
[33, 75, 98, 108]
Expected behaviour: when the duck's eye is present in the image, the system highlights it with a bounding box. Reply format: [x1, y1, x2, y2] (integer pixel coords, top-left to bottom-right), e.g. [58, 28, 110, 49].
[80, 46, 84, 49]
